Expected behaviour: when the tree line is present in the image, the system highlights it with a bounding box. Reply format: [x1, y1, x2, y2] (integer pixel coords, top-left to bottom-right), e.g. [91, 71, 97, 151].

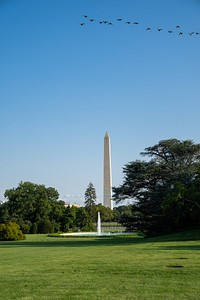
[0, 181, 120, 236]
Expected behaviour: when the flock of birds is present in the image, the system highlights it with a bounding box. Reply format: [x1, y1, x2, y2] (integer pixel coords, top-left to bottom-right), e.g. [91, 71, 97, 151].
[80, 15, 200, 37]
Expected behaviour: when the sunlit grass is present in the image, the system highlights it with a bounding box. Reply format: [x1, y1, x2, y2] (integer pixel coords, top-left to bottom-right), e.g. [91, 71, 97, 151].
[0, 229, 200, 299]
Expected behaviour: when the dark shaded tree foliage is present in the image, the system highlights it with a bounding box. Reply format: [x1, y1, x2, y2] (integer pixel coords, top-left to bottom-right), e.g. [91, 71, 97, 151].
[75, 207, 95, 231]
[113, 139, 200, 236]
[63, 206, 95, 232]
[113, 205, 133, 224]
[95, 204, 114, 222]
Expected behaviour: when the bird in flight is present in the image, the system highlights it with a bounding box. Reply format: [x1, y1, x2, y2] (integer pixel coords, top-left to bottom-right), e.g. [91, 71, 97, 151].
[125, 21, 131, 24]
[80, 23, 85, 26]
[117, 18, 123, 21]
[179, 32, 183, 35]
[176, 25, 180, 29]
[157, 28, 162, 31]
[83, 15, 88, 18]
[108, 22, 113, 25]
[89, 19, 95, 22]
[133, 22, 139, 25]
[168, 30, 173, 33]
[146, 27, 151, 31]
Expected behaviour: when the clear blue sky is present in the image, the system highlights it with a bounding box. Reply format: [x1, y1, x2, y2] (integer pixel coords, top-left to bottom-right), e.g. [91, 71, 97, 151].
[0, 0, 200, 205]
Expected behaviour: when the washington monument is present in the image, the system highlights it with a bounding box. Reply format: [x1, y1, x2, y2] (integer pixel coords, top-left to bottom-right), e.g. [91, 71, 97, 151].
[103, 132, 113, 210]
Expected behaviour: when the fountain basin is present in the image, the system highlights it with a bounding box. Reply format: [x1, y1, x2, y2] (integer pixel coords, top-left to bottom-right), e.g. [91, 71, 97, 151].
[60, 232, 111, 237]
[60, 232, 134, 237]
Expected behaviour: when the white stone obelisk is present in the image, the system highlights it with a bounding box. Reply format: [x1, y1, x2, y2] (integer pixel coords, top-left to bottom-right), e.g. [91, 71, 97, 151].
[103, 132, 113, 210]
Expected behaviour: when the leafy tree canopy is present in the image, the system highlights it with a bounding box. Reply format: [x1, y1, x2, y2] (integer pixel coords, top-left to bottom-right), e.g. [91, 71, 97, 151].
[0, 182, 65, 234]
[113, 139, 200, 235]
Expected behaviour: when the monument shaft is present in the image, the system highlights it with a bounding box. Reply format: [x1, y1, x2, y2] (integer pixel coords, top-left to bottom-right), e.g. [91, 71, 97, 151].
[103, 132, 113, 209]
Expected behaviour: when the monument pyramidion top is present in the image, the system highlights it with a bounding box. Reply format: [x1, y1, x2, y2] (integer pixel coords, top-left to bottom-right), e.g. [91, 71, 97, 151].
[104, 131, 110, 139]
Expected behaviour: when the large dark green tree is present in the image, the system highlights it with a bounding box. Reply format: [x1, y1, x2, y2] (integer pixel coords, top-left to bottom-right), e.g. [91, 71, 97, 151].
[0, 181, 65, 233]
[113, 139, 200, 235]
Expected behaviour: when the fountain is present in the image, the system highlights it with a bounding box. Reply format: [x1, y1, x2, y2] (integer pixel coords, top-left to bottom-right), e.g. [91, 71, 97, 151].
[61, 211, 104, 237]
[60, 211, 132, 237]
[97, 211, 101, 236]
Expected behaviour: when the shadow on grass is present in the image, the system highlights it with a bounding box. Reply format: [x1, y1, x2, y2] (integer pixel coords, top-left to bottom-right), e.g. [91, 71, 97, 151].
[0, 236, 147, 248]
[1, 238, 199, 250]
[1, 229, 200, 249]
[158, 245, 200, 250]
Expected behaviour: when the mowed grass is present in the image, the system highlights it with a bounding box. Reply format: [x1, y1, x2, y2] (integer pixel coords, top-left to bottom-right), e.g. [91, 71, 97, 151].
[0, 230, 200, 300]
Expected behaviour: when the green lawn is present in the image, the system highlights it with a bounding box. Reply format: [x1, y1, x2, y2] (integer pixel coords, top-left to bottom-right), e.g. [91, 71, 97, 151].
[0, 230, 200, 300]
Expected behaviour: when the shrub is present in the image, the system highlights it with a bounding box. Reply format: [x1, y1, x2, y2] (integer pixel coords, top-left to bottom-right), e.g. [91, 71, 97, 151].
[0, 222, 25, 241]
